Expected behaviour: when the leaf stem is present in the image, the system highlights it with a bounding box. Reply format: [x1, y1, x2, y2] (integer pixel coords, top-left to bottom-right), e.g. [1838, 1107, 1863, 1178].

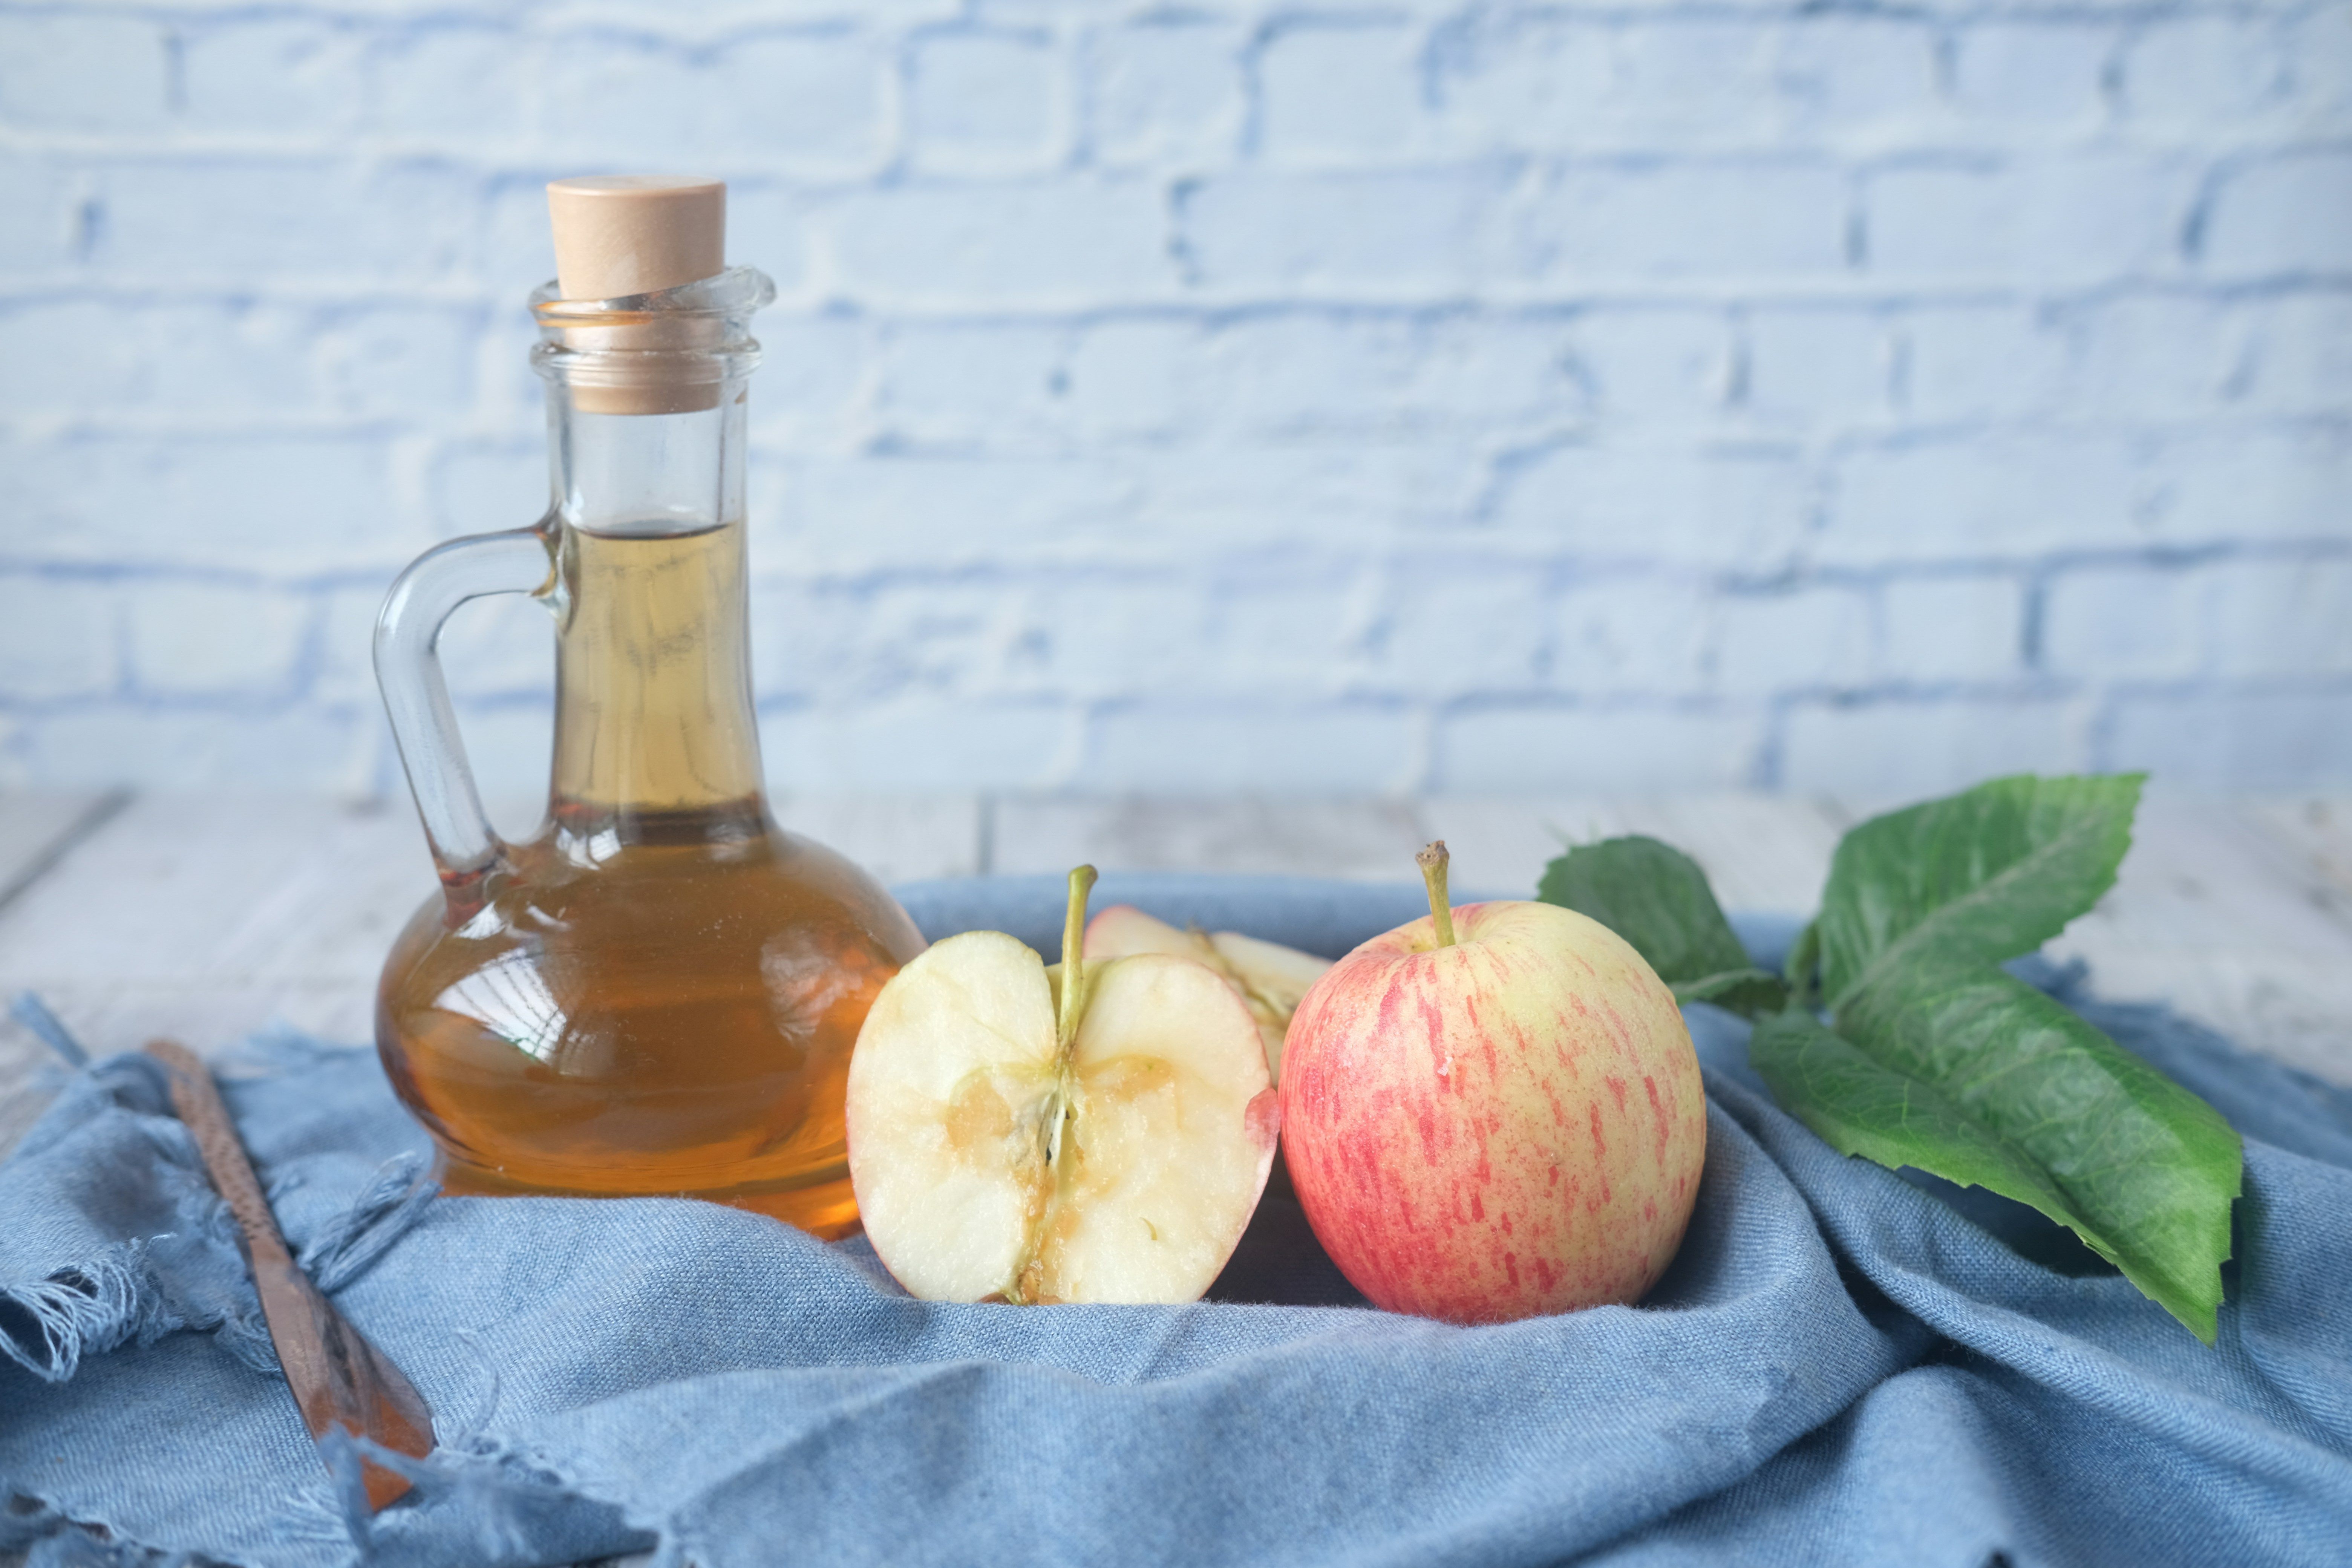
[1417, 841, 1457, 949]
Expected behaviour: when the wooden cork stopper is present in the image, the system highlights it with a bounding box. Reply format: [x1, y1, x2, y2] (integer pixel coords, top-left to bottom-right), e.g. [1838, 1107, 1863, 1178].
[545, 175, 728, 414]
[547, 175, 726, 302]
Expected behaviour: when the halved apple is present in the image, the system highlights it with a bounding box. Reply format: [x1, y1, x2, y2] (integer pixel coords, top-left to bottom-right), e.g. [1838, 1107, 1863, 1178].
[1083, 906, 1332, 1084]
[845, 868, 1280, 1304]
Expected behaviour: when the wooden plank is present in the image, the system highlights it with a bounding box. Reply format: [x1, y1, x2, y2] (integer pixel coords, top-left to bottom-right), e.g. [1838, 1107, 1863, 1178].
[2034, 789, 2352, 1087]
[0, 793, 983, 1161]
[0, 791, 122, 909]
[989, 796, 1427, 881]
[0, 792, 422, 1162]
[2238, 795, 2352, 910]
[1420, 794, 1848, 913]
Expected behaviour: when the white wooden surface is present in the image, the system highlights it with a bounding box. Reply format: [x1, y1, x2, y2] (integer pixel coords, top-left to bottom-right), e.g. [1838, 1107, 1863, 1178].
[3, 788, 2350, 1160]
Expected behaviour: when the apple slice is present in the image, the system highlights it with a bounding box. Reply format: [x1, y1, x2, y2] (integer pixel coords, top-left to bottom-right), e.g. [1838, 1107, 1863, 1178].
[1083, 906, 1332, 1084]
[846, 868, 1280, 1305]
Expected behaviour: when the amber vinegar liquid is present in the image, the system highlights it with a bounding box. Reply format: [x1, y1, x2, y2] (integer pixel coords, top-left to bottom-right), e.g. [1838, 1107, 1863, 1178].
[377, 521, 924, 1237]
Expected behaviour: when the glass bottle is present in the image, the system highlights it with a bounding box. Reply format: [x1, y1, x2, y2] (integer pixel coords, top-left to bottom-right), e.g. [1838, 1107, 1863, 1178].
[371, 177, 922, 1238]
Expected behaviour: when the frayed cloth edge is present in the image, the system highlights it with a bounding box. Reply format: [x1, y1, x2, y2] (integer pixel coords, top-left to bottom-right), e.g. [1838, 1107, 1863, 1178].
[0, 1246, 161, 1384]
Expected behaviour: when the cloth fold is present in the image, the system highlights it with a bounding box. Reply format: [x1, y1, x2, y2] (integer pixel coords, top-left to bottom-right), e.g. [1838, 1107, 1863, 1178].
[1, 874, 2347, 1568]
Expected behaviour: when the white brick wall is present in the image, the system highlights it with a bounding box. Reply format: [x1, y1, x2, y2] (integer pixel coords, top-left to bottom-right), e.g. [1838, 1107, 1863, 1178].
[0, 0, 2346, 798]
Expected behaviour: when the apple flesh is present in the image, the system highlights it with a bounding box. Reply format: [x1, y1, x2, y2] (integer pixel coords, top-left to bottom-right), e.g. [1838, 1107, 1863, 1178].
[1279, 844, 1706, 1324]
[846, 869, 1280, 1305]
[1083, 906, 1331, 1083]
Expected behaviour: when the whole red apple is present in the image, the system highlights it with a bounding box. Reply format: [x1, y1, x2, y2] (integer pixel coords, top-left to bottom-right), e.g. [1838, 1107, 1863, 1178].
[1280, 843, 1706, 1324]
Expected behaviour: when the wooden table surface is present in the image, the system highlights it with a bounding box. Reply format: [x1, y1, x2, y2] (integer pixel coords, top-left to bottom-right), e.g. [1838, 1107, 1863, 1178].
[3, 788, 2349, 1162]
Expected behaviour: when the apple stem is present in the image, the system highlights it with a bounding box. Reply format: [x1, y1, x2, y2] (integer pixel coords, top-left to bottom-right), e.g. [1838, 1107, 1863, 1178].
[1058, 864, 1098, 1050]
[1417, 841, 1458, 949]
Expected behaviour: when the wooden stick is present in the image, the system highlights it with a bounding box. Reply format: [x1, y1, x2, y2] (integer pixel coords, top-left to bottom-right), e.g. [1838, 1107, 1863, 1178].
[145, 1040, 435, 1511]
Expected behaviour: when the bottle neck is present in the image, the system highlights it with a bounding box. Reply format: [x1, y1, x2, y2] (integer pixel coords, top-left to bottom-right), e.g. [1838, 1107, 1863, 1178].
[544, 387, 769, 849]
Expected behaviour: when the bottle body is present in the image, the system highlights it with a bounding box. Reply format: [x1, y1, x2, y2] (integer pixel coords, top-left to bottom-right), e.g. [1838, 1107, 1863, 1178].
[377, 805, 920, 1236]
[373, 265, 919, 1237]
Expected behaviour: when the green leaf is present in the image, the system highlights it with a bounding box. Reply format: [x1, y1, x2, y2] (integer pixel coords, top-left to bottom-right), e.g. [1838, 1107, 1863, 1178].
[1672, 969, 1792, 1018]
[1755, 959, 2243, 1342]
[1539, 836, 1788, 1019]
[1817, 773, 2144, 1008]
[1783, 920, 1822, 1009]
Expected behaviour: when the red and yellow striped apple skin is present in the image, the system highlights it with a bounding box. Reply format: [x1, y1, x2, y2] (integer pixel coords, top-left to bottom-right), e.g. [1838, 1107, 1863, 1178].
[1279, 900, 1707, 1325]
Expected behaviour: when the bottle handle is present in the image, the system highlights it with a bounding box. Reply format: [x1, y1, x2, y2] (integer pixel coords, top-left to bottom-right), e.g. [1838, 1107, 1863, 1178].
[374, 524, 558, 913]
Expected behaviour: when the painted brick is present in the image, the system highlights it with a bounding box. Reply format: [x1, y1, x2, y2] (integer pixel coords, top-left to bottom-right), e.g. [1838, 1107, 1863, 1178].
[1551, 577, 1715, 697]
[438, 593, 559, 703]
[1181, 168, 1516, 291]
[447, 702, 556, 824]
[93, 160, 478, 285]
[1201, 571, 1377, 695]
[1424, 12, 1614, 151]
[314, 586, 386, 706]
[1898, 305, 2067, 423]
[1714, 586, 1873, 697]
[124, 583, 313, 698]
[1204, 312, 1581, 433]
[1435, 706, 1764, 792]
[181, 20, 368, 133]
[368, 25, 531, 144]
[0, 154, 77, 272]
[0, 14, 171, 132]
[1366, 561, 1551, 697]
[1, 0, 2346, 794]
[1781, 698, 2089, 796]
[1824, 434, 2141, 565]
[907, 31, 1065, 175]
[1741, 307, 1891, 424]
[2105, 691, 2352, 789]
[1493, 441, 1808, 573]
[1526, 163, 1848, 280]
[761, 577, 1026, 701]
[1011, 575, 1216, 701]
[2201, 152, 2352, 277]
[0, 301, 149, 413]
[1258, 22, 1427, 162]
[2208, 560, 2352, 678]
[2124, 16, 2288, 127]
[1085, 703, 1413, 792]
[2288, 5, 2352, 126]
[748, 313, 871, 452]
[541, 33, 887, 176]
[1948, 23, 2116, 132]
[874, 322, 1070, 447]
[1565, 309, 1733, 422]
[10, 433, 421, 572]
[2237, 292, 2352, 415]
[1867, 158, 2190, 283]
[1086, 20, 1244, 168]
[2064, 294, 2243, 420]
[0, 577, 117, 700]
[2041, 565, 2203, 680]
[777, 453, 1138, 572]
[1126, 438, 1486, 556]
[827, 181, 1171, 304]
[1586, 22, 1780, 146]
[2141, 429, 2352, 547]
[1063, 319, 1192, 439]
[432, 440, 547, 544]
[763, 700, 1078, 790]
[1772, 18, 1943, 144]
[1880, 575, 2023, 684]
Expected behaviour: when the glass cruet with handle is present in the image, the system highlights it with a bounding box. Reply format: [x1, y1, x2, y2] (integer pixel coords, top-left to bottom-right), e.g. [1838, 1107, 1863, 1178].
[371, 175, 923, 1238]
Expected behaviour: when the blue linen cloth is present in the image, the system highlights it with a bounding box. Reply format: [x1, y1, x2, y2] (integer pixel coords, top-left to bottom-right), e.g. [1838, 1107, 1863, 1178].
[2, 873, 2348, 1568]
